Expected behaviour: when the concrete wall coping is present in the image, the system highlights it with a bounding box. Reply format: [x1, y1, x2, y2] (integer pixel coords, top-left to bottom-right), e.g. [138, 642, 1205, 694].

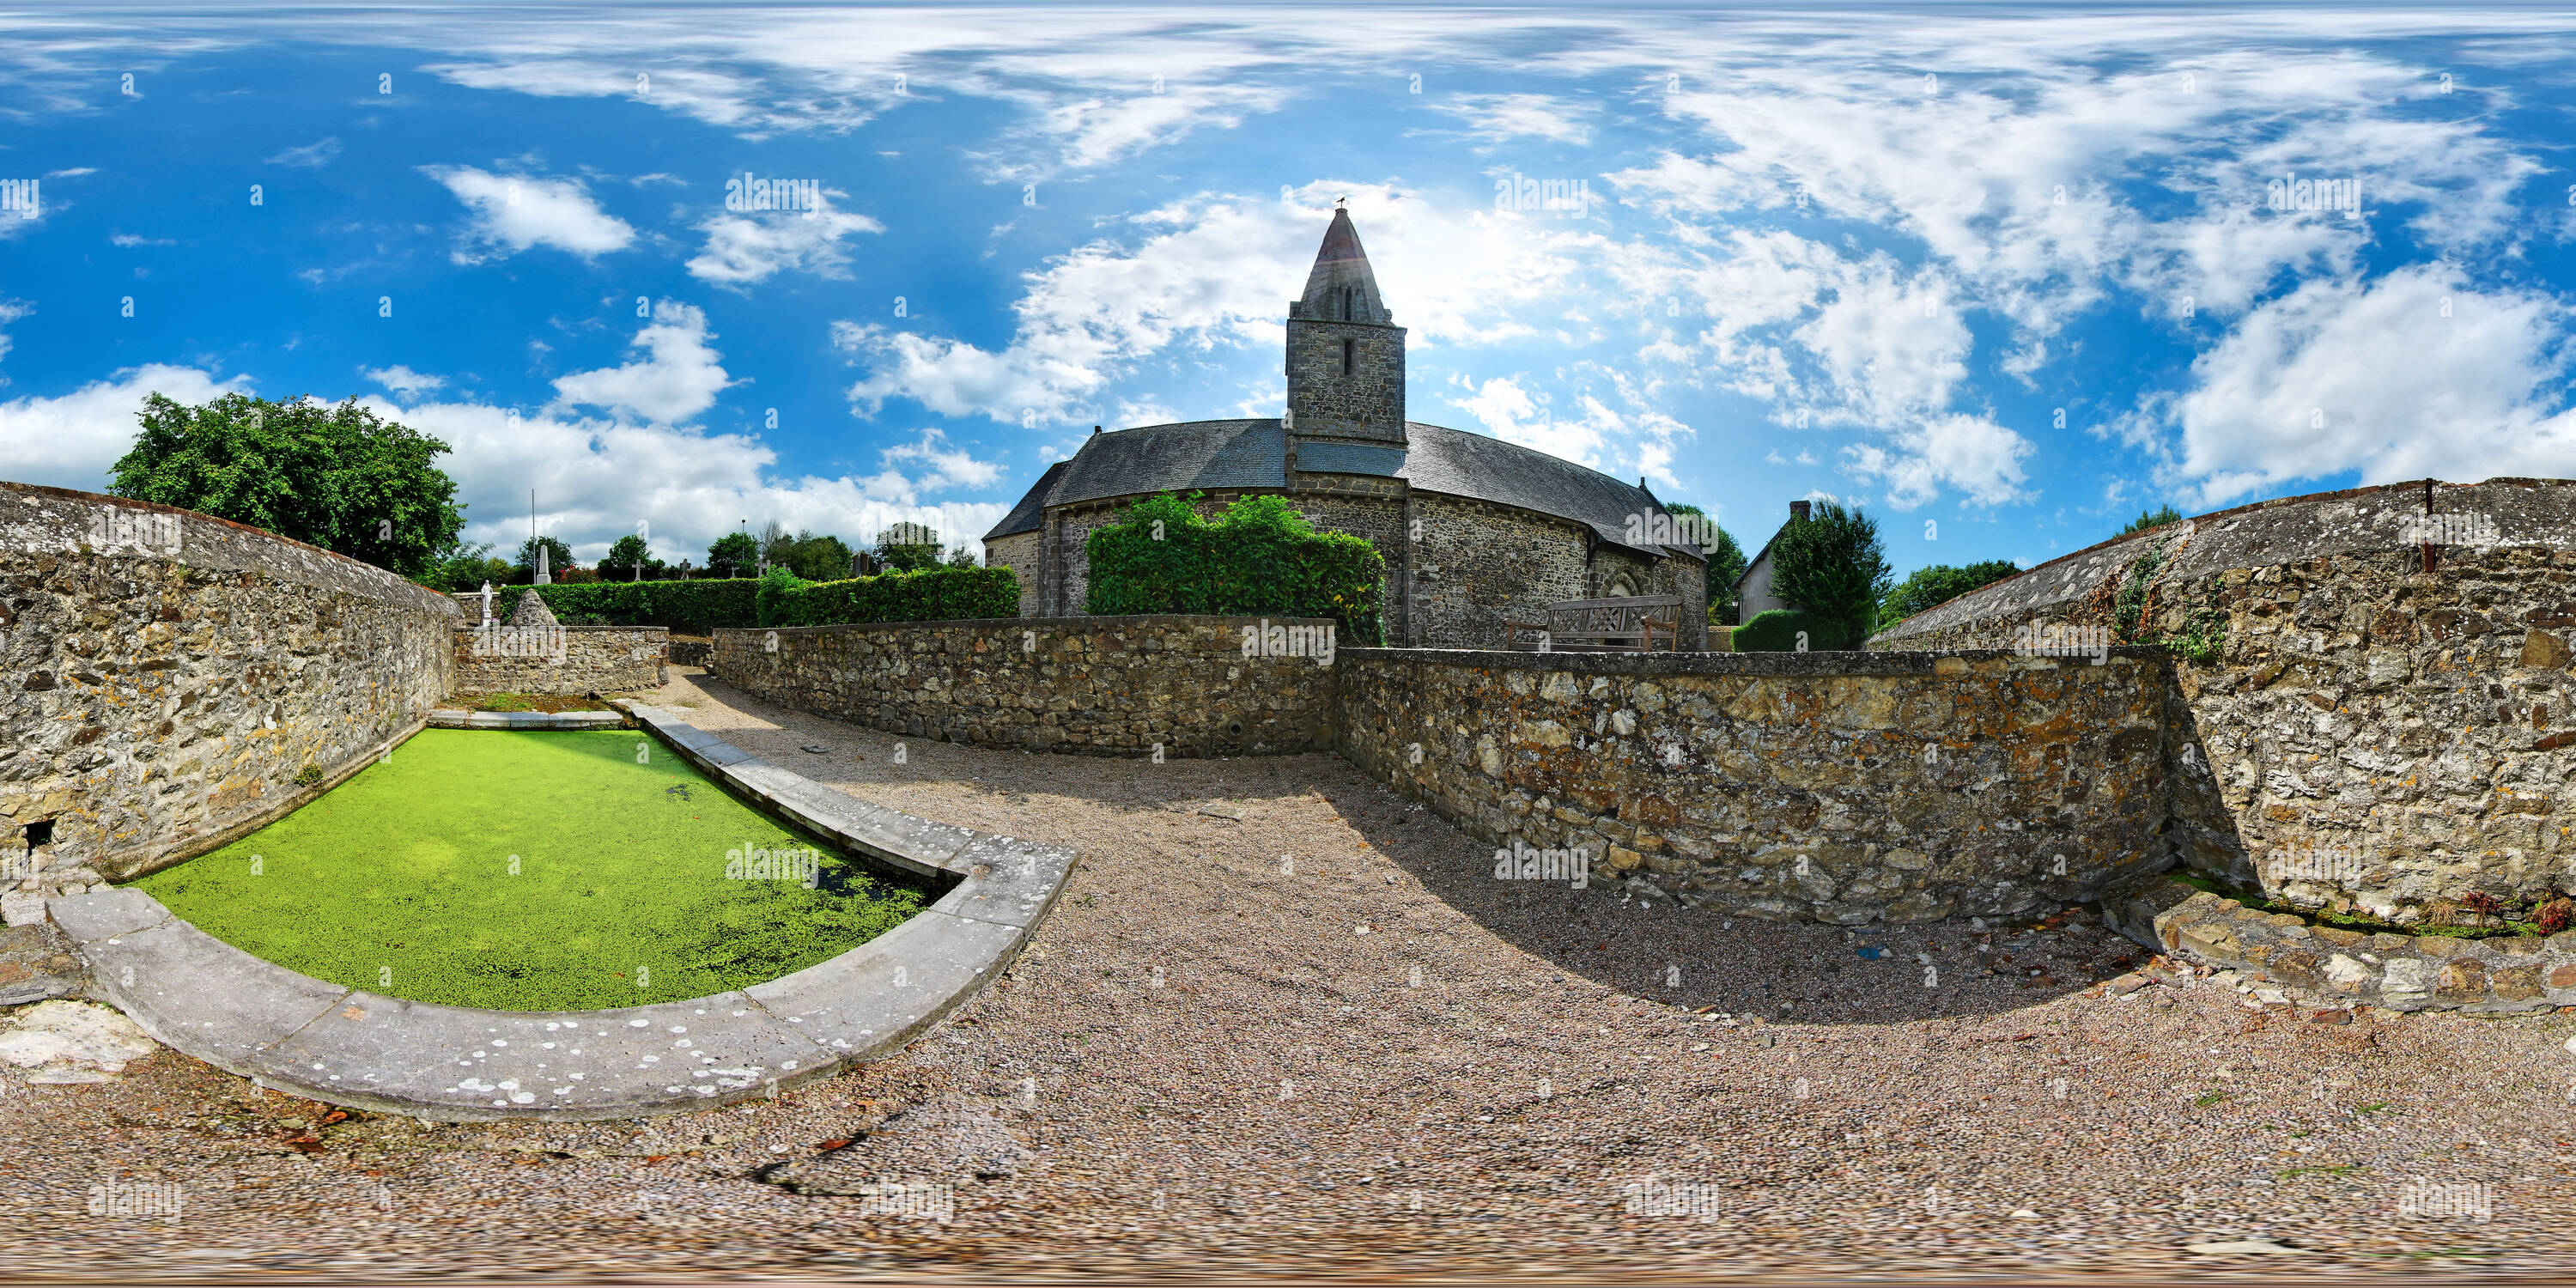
[1337, 644, 2171, 677]
[425, 709, 630, 731]
[52, 712, 1071, 1121]
[714, 613, 1337, 637]
[0, 480, 463, 620]
[455, 623, 674, 634]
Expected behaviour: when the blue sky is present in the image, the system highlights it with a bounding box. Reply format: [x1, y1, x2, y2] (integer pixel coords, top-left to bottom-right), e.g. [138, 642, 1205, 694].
[3, 3, 2573, 579]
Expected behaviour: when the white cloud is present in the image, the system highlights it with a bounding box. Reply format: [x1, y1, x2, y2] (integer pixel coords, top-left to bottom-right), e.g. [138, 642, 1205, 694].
[1429, 93, 1595, 145]
[836, 183, 1589, 427]
[108, 233, 174, 247]
[264, 137, 341, 167]
[2168, 265, 2576, 505]
[1841, 413, 2034, 510]
[1445, 375, 1682, 481]
[374, 392, 1010, 563]
[43, 167, 95, 179]
[548, 301, 736, 424]
[686, 191, 885, 285]
[422, 165, 635, 262]
[0, 364, 252, 489]
[880, 428, 1003, 493]
[983, 83, 1290, 178]
[0, 299, 27, 377]
[361, 365, 447, 398]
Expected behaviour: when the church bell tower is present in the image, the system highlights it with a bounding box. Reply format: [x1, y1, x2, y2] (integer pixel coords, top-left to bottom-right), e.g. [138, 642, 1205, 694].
[1285, 204, 1406, 448]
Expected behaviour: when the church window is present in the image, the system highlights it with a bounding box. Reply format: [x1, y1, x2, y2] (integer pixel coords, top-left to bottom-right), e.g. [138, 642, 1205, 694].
[1342, 338, 1354, 374]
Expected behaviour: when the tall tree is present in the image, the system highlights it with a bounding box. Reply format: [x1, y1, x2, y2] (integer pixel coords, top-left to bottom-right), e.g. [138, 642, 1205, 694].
[599, 534, 665, 581]
[2120, 503, 2185, 535]
[874, 521, 945, 573]
[1769, 500, 1892, 648]
[774, 532, 855, 581]
[1665, 503, 1747, 625]
[706, 532, 759, 579]
[514, 535, 574, 580]
[1880, 559, 2022, 630]
[109, 392, 465, 576]
[422, 538, 514, 593]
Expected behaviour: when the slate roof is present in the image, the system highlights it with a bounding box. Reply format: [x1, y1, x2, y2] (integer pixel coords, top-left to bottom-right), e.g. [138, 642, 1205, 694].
[985, 459, 1066, 541]
[1293, 206, 1392, 324]
[985, 417, 1704, 562]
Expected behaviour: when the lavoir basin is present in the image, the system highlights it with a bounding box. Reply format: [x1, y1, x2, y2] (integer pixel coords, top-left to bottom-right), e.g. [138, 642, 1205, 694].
[135, 728, 933, 1012]
[54, 707, 1072, 1120]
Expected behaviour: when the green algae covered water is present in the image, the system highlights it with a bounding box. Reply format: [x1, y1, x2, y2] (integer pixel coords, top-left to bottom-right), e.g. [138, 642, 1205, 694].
[137, 729, 931, 1012]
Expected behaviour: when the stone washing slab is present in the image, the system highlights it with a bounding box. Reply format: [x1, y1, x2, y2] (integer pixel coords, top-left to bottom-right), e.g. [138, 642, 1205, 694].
[77, 917, 350, 1071]
[263, 990, 839, 1120]
[745, 908, 1025, 1057]
[937, 835, 1077, 930]
[49, 886, 174, 944]
[52, 720, 1071, 1121]
[426, 708, 629, 731]
[613, 701, 981, 878]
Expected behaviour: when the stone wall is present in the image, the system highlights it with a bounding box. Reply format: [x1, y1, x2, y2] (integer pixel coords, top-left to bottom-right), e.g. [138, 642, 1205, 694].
[983, 532, 1041, 617]
[450, 624, 669, 696]
[2110, 878, 2576, 1013]
[1408, 494, 1707, 651]
[1336, 647, 2172, 924]
[1873, 477, 2576, 927]
[1013, 487, 1703, 649]
[708, 615, 1340, 756]
[1285, 318, 1406, 442]
[0, 483, 459, 886]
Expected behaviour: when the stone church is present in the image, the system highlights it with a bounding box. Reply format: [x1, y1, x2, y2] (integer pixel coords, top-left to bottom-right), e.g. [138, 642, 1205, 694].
[984, 207, 1708, 648]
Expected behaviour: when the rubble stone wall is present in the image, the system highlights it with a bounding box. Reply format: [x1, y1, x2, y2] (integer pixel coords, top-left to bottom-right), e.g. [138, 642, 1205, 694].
[2108, 878, 2576, 1013]
[0, 483, 459, 886]
[449, 624, 668, 696]
[710, 615, 1340, 756]
[1873, 477, 2576, 926]
[1335, 647, 2174, 924]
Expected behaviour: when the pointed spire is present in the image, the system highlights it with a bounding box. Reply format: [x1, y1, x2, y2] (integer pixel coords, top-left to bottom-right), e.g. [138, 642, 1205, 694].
[1294, 207, 1391, 324]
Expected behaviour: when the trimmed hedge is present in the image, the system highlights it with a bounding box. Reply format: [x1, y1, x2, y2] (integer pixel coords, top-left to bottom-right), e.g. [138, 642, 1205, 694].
[476, 567, 1019, 631]
[1731, 609, 1849, 653]
[476, 580, 761, 634]
[1084, 492, 1384, 646]
[764, 564, 1020, 628]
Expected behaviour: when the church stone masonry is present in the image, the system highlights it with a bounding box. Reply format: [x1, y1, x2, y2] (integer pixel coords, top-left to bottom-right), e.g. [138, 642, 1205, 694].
[984, 208, 1709, 648]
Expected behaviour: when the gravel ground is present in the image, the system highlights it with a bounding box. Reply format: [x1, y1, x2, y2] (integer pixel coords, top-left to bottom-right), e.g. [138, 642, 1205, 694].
[5, 666, 2574, 1285]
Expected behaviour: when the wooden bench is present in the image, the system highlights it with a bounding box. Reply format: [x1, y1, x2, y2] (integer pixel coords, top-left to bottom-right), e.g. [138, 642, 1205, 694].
[1506, 594, 1684, 653]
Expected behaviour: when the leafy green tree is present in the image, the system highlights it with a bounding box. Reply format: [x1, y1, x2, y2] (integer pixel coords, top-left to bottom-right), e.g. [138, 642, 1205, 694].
[1768, 500, 1891, 648]
[769, 532, 855, 581]
[421, 539, 515, 593]
[514, 535, 574, 581]
[756, 519, 792, 567]
[945, 544, 980, 568]
[599, 534, 667, 581]
[1666, 503, 1747, 625]
[706, 532, 759, 579]
[108, 392, 465, 576]
[874, 522, 945, 573]
[1880, 559, 2021, 630]
[2121, 503, 2184, 534]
